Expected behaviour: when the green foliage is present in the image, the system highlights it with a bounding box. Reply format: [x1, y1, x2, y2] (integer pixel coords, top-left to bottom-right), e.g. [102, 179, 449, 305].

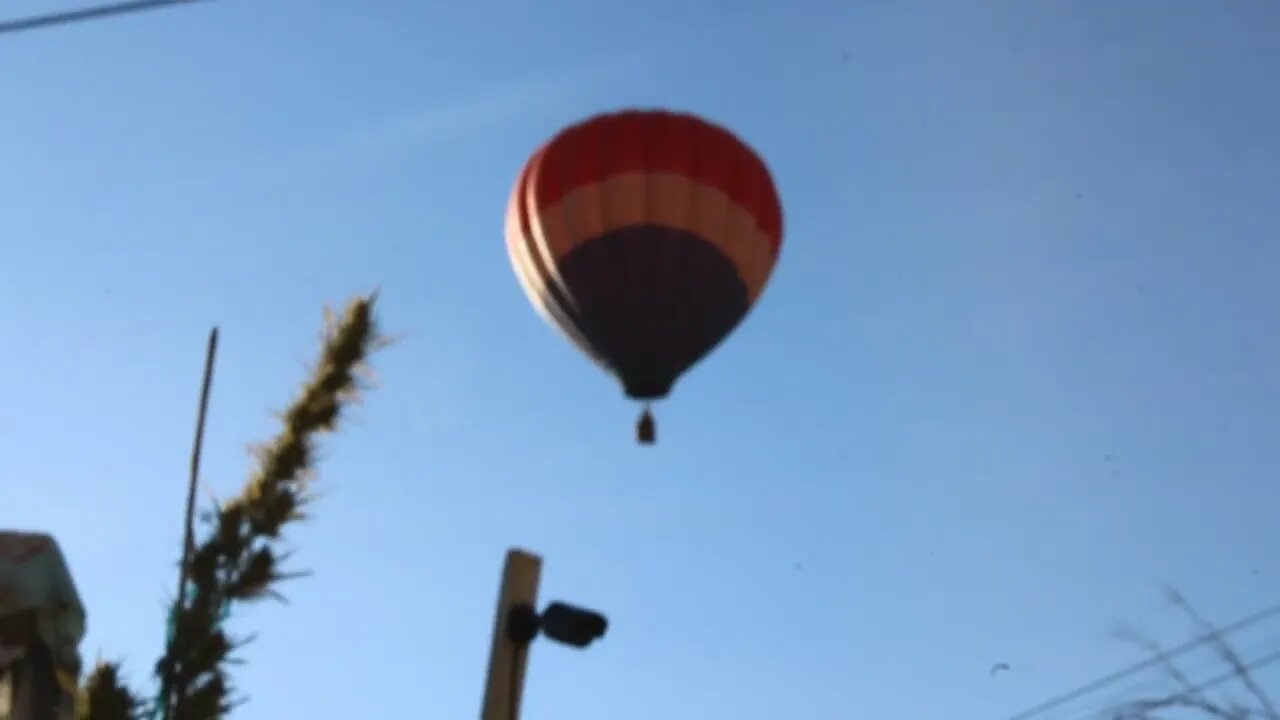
[79, 662, 139, 720]
[79, 294, 385, 720]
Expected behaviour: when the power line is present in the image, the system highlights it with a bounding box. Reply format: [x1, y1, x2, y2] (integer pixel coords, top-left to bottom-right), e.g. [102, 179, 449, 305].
[1008, 599, 1280, 720]
[1066, 630, 1280, 720]
[1088, 645, 1280, 720]
[0, 0, 209, 36]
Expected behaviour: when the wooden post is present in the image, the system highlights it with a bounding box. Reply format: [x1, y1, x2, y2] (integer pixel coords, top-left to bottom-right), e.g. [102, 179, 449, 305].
[479, 549, 542, 720]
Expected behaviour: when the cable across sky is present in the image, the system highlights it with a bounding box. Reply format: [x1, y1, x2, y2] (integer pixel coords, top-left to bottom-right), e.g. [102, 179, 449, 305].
[0, 0, 210, 36]
[1009, 599, 1280, 720]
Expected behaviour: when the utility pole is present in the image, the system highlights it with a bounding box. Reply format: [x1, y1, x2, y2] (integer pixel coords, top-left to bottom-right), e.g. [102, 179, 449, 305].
[479, 548, 609, 720]
[479, 549, 541, 720]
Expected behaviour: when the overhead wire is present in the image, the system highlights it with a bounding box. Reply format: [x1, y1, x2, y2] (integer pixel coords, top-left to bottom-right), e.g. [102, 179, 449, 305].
[1007, 599, 1280, 720]
[0, 0, 209, 36]
[1082, 645, 1280, 720]
[1066, 629, 1280, 720]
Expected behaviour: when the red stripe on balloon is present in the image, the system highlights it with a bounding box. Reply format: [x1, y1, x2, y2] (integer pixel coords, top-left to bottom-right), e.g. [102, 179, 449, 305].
[525, 110, 783, 255]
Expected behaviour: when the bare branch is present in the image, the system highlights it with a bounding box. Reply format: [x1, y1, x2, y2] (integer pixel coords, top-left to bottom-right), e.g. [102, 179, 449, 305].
[1111, 621, 1231, 716]
[1165, 589, 1280, 720]
[1109, 592, 1279, 720]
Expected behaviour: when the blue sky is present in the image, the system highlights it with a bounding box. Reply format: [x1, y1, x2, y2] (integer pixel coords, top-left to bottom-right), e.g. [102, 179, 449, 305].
[3, 1, 1280, 718]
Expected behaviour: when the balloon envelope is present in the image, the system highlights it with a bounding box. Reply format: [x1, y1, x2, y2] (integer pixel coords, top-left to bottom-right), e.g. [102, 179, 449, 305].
[505, 109, 783, 400]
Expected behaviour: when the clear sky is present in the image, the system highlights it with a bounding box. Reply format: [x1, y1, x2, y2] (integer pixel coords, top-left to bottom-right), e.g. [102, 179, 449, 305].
[3, 1, 1280, 718]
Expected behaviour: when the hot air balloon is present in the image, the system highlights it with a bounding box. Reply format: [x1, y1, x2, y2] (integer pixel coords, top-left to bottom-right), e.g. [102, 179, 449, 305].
[505, 109, 783, 445]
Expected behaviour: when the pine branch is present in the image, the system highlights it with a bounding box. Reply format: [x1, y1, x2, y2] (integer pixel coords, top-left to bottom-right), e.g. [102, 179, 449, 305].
[79, 293, 385, 720]
[79, 661, 141, 720]
[159, 294, 383, 720]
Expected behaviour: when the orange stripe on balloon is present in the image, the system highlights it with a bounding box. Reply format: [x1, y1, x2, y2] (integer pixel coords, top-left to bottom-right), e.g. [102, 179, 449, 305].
[526, 171, 777, 304]
[527, 110, 783, 255]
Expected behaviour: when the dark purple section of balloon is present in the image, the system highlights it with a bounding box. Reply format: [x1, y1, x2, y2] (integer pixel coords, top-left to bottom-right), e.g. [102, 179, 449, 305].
[553, 225, 750, 400]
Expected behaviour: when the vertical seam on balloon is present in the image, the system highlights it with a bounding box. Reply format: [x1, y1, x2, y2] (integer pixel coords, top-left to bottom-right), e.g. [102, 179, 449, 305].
[757, 154, 783, 297]
[507, 231, 544, 319]
[596, 117, 623, 381]
[509, 169, 553, 324]
[639, 113, 657, 378]
[512, 175, 601, 367]
[676, 113, 697, 381]
[719, 127, 745, 346]
[527, 153, 587, 325]
[768, 167, 784, 263]
[563, 122, 612, 373]
[507, 174, 552, 324]
[520, 157, 604, 367]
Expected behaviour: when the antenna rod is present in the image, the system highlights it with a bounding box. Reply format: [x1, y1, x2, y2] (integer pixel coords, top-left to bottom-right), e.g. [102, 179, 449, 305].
[177, 327, 218, 609]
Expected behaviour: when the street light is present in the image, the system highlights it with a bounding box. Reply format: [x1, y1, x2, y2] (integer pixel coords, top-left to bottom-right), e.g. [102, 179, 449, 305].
[514, 601, 608, 649]
[479, 549, 609, 720]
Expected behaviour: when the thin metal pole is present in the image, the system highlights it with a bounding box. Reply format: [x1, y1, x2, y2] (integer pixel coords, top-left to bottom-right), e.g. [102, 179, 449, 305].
[160, 326, 217, 720]
[0, 0, 209, 36]
[480, 549, 542, 720]
[177, 327, 218, 606]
